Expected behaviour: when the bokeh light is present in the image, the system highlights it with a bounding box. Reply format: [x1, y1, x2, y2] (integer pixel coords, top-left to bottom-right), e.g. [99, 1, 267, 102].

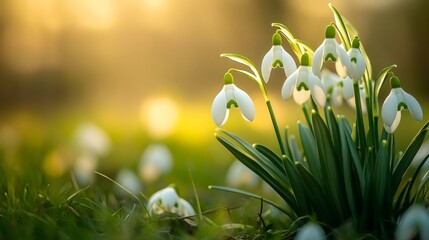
[140, 97, 179, 139]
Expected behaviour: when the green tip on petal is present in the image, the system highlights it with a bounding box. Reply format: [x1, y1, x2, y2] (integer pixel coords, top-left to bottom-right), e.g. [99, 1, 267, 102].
[301, 52, 310, 66]
[352, 37, 360, 48]
[390, 76, 401, 89]
[325, 25, 336, 38]
[272, 32, 282, 45]
[224, 72, 234, 84]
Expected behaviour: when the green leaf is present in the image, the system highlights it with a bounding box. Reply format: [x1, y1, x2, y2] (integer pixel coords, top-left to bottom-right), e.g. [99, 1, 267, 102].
[339, 117, 364, 193]
[392, 122, 429, 192]
[272, 23, 313, 59]
[329, 3, 352, 49]
[221, 53, 262, 84]
[312, 111, 344, 219]
[295, 163, 337, 225]
[298, 122, 321, 181]
[254, 143, 284, 173]
[208, 185, 292, 217]
[215, 130, 298, 210]
[374, 64, 397, 100]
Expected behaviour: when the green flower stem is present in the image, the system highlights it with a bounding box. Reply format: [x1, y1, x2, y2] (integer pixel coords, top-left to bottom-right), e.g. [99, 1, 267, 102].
[353, 80, 367, 159]
[266, 100, 286, 156]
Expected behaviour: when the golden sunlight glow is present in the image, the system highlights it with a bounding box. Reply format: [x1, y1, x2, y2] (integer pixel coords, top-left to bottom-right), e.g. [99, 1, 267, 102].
[139, 0, 166, 9]
[141, 97, 179, 138]
[65, 0, 116, 30]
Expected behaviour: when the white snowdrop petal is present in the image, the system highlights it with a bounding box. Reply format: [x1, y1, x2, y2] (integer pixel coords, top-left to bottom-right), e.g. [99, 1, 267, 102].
[309, 75, 326, 107]
[403, 91, 423, 121]
[386, 111, 401, 133]
[293, 87, 311, 105]
[178, 198, 196, 217]
[312, 44, 324, 77]
[211, 88, 228, 126]
[281, 71, 298, 100]
[342, 77, 354, 100]
[335, 41, 351, 71]
[382, 90, 399, 127]
[261, 47, 274, 83]
[233, 85, 255, 122]
[335, 58, 348, 78]
[281, 48, 297, 77]
[349, 49, 366, 80]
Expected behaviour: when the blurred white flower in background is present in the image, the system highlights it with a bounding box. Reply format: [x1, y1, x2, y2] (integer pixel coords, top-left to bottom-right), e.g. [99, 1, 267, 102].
[295, 222, 325, 240]
[139, 143, 173, 182]
[72, 122, 111, 187]
[114, 169, 142, 198]
[147, 186, 195, 217]
[73, 153, 98, 186]
[395, 205, 429, 240]
[225, 160, 259, 188]
[74, 122, 111, 157]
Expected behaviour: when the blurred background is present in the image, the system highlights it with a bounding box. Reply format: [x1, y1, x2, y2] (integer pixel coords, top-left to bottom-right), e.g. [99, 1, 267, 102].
[0, 0, 428, 200]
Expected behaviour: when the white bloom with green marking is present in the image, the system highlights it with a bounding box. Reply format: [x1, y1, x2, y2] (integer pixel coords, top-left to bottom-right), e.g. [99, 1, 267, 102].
[282, 53, 326, 107]
[211, 73, 255, 126]
[345, 37, 366, 80]
[312, 25, 350, 78]
[382, 76, 423, 133]
[261, 32, 297, 83]
[147, 186, 195, 217]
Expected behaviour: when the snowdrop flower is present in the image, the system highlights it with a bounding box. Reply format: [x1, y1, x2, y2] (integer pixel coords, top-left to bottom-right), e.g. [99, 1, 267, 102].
[395, 205, 429, 240]
[139, 143, 173, 182]
[261, 32, 297, 83]
[321, 69, 353, 106]
[321, 69, 367, 113]
[295, 222, 325, 240]
[345, 37, 366, 80]
[282, 53, 326, 107]
[147, 186, 195, 217]
[381, 76, 423, 133]
[114, 169, 142, 198]
[75, 122, 111, 157]
[225, 160, 259, 188]
[211, 72, 255, 126]
[312, 25, 350, 78]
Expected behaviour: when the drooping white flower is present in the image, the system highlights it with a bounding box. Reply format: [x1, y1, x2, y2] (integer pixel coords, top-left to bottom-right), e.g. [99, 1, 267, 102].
[321, 69, 367, 113]
[334, 37, 366, 80]
[282, 53, 326, 107]
[395, 205, 429, 240]
[211, 73, 255, 126]
[312, 25, 350, 78]
[147, 187, 180, 216]
[321, 69, 353, 106]
[147, 186, 196, 217]
[295, 222, 325, 240]
[225, 160, 259, 188]
[381, 76, 423, 133]
[261, 32, 297, 83]
[138, 143, 173, 182]
[114, 169, 142, 198]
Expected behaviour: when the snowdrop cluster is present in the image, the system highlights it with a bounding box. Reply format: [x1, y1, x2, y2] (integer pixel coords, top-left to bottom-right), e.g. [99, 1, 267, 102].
[211, 24, 423, 133]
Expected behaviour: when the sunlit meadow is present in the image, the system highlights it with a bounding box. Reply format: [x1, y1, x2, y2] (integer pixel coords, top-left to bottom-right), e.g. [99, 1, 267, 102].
[0, 0, 429, 239]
